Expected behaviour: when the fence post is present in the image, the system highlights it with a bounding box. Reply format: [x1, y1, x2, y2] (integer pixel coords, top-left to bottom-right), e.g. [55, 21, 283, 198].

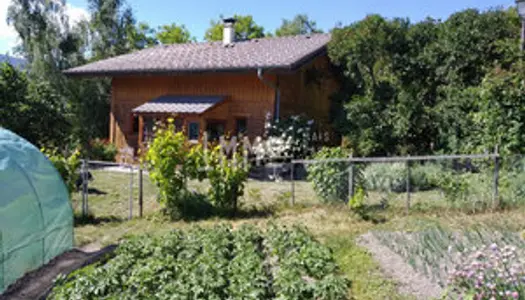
[81, 159, 88, 217]
[493, 145, 500, 210]
[129, 164, 133, 220]
[290, 162, 295, 206]
[139, 166, 143, 218]
[348, 154, 354, 203]
[406, 156, 411, 215]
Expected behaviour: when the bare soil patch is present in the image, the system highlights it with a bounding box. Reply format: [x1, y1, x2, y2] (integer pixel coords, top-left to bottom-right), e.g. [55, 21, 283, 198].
[0, 245, 116, 300]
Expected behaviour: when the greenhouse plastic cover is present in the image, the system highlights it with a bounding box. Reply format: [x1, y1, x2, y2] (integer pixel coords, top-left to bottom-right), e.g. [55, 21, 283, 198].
[0, 128, 73, 293]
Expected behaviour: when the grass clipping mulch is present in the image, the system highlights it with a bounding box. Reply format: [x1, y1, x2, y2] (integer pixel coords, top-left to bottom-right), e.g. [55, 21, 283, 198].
[358, 232, 443, 300]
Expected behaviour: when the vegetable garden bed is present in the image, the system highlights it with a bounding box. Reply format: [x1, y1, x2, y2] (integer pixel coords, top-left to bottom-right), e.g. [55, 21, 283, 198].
[50, 225, 349, 300]
[360, 225, 525, 299]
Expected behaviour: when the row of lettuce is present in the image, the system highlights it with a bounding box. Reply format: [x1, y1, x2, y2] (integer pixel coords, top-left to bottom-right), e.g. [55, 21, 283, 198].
[50, 225, 349, 300]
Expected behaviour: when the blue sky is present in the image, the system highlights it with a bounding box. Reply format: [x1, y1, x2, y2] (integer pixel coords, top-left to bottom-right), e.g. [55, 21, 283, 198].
[0, 0, 515, 54]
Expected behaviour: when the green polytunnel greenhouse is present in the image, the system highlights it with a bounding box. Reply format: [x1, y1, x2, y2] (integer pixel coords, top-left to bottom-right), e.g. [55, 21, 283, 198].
[0, 128, 73, 293]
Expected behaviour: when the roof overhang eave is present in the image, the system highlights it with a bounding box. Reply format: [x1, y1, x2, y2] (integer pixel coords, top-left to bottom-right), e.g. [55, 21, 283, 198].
[63, 65, 295, 78]
[62, 45, 329, 78]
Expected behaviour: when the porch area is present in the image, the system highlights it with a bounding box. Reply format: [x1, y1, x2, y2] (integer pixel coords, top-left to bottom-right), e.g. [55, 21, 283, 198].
[130, 95, 248, 150]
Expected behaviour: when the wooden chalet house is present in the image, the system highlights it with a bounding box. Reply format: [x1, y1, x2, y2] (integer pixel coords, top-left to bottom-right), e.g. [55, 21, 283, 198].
[64, 19, 338, 153]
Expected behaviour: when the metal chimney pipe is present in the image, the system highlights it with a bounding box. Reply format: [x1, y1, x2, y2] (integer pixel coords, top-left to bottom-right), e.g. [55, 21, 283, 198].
[223, 18, 236, 45]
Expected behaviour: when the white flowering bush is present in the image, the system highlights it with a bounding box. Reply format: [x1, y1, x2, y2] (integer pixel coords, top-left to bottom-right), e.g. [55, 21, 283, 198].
[263, 113, 314, 159]
[252, 135, 293, 163]
[447, 243, 525, 299]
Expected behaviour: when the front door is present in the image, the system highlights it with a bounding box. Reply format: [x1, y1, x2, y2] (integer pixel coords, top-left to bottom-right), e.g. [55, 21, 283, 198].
[206, 120, 226, 142]
[143, 116, 155, 144]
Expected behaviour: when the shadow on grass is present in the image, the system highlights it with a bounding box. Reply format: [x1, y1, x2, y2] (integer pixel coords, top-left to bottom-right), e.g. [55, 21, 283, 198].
[74, 213, 124, 226]
[87, 188, 107, 195]
[353, 204, 388, 224]
[166, 192, 276, 222]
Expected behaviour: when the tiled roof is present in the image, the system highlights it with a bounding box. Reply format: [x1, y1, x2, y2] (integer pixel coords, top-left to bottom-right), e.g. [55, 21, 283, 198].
[64, 34, 330, 76]
[132, 95, 225, 114]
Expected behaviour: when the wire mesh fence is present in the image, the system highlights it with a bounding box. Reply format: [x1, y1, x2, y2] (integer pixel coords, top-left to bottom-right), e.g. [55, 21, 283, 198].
[72, 160, 160, 221]
[73, 151, 525, 221]
[291, 152, 503, 214]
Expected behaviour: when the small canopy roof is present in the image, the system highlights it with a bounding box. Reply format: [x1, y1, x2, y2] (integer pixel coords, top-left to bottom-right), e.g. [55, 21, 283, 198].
[132, 95, 225, 114]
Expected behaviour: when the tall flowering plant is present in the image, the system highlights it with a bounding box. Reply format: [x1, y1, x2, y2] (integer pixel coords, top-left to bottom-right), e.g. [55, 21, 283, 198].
[263, 113, 314, 159]
[447, 243, 525, 299]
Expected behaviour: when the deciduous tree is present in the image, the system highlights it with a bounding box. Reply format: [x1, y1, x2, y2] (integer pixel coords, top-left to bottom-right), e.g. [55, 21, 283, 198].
[275, 14, 322, 37]
[156, 23, 194, 44]
[204, 15, 265, 41]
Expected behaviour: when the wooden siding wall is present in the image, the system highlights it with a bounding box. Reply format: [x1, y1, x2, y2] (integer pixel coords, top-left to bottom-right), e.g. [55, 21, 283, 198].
[108, 54, 338, 152]
[279, 55, 339, 143]
[110, 73, 275, 150]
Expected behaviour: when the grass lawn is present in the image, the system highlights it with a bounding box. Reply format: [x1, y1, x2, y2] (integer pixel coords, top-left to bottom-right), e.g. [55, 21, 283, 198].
[71, 169, 525, 300]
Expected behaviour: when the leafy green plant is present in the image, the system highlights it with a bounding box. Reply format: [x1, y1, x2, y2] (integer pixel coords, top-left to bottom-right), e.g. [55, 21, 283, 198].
[206, 145, 249, 214]
[50, 225, 349, 300]
[500, 164, 525, 208]
[42, 147, 81, 194]
[88, 138, 117, 161]
[349, 187, 366, 210]
[265, 224, 349, 300]
[143, 118, 205, 219]
[362, 162, 441, 193]
[436, 171, 493, 212]
[307, 147, 356, 202]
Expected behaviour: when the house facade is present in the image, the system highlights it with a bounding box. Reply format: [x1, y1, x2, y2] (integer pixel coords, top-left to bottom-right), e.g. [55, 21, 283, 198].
[65, 20, 338, 153]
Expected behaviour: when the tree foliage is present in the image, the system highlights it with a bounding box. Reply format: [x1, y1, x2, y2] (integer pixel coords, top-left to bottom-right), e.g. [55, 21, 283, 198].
[156, 23, 194, 44]
[275, 14, 322, 37]
[329, 8, 522, 156]
[0, 63, 70, 147]
[3, 0, 170, 150]
[205, 14, 265, 41]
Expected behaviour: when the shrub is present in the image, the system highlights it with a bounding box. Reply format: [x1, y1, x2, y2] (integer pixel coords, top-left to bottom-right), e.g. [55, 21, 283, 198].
[88, 138, 117, 161]
[253, 135, 293, 164]
[264, 113, 314, 159]
[307, 147, 352, 202]
[143, 118, 204, 219]
[144, 119, 247, 218]
[436, 171, 493, 211]
[42, 148, 81, 194]
[447, 243, 525, 299]
[362, 163, 407, 193]
[206, 145, 249, 214]
[500, 167, 525, 208]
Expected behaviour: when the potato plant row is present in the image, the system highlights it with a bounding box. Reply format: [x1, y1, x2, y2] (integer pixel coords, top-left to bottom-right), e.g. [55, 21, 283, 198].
[50, 225, 348, 300]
